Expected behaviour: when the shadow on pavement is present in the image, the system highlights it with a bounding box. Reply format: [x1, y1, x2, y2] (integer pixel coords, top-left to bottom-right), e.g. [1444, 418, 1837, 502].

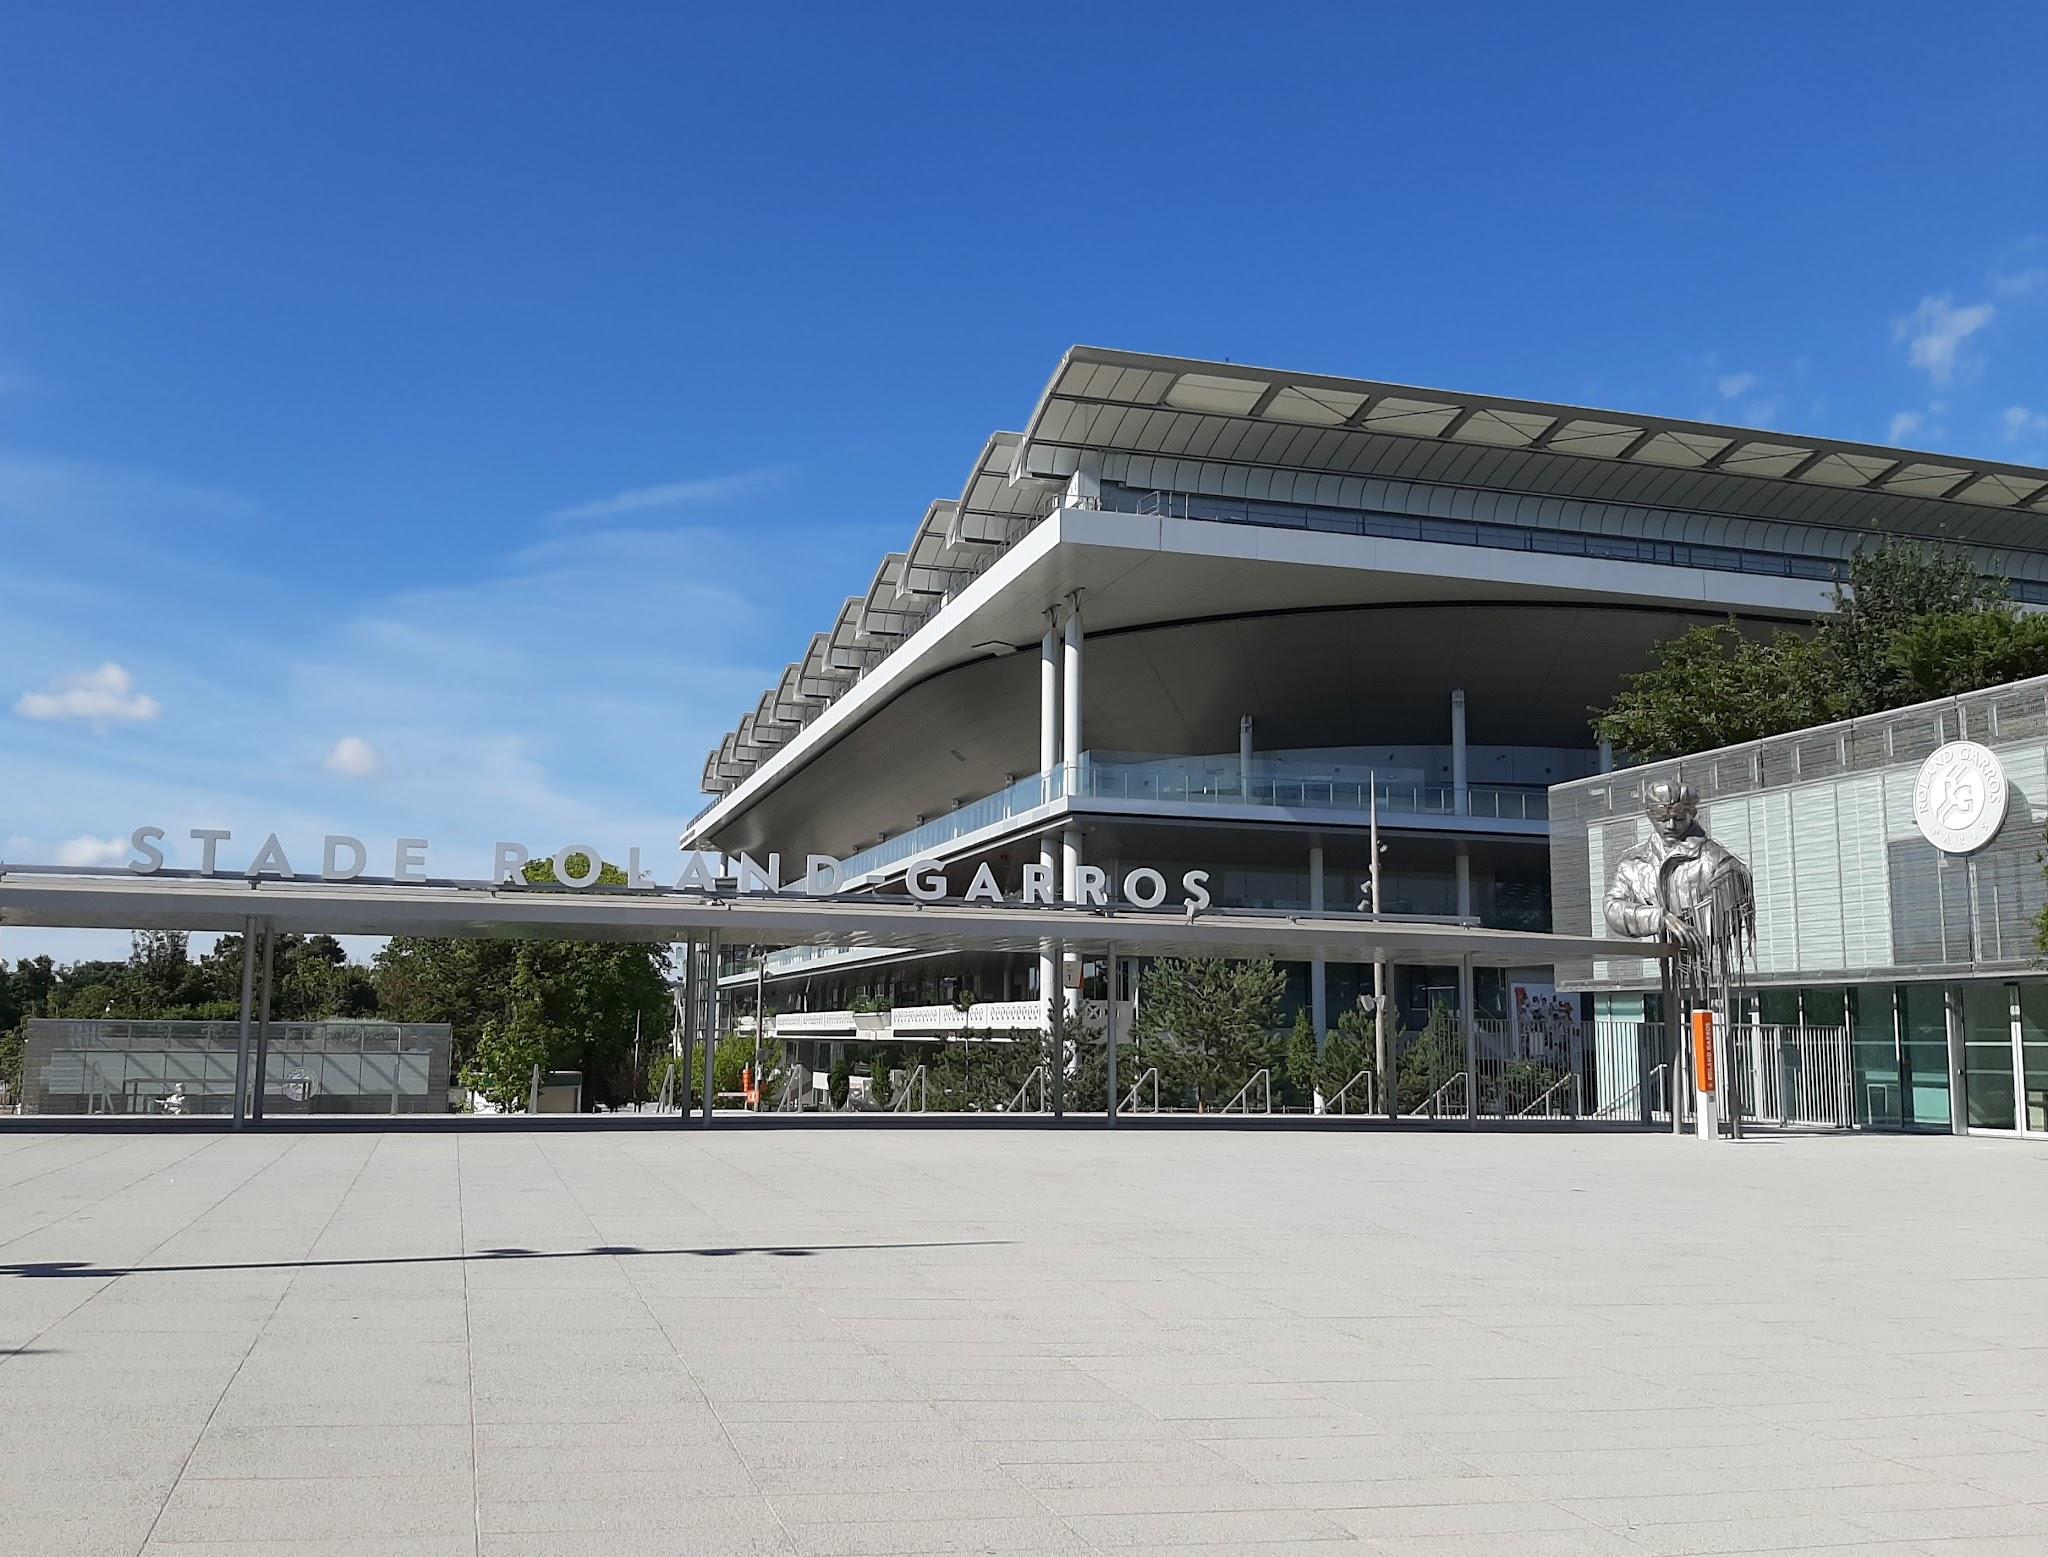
[0, 1239, 1011, 1280]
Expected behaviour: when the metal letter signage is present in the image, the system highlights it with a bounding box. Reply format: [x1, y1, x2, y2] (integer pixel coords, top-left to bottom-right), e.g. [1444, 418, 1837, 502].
[1912, 740, 2007, 855]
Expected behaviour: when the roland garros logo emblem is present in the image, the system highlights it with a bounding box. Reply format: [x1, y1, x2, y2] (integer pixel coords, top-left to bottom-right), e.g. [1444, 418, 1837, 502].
[1913, 740, 2008, 855]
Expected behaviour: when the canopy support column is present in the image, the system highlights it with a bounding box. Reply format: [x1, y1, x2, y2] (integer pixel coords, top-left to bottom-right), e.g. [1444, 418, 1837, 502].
[232, 917, 256, 1128]
[251, 923, 276, 1121]
[700, 934, 720, 1124]
[1460, 953, 1478, 1127]
[1105, 943, 1120, 1124]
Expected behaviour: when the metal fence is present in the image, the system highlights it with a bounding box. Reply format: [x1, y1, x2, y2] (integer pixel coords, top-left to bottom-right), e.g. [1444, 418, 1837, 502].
[19, 1019, 455, 1117]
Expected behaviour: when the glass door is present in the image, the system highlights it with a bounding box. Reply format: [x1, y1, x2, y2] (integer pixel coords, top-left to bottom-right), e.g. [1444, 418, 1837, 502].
[1957, 984, 2018, 1132]
[1899, 983, 1952, 1131]
[2017, 986, 2048, 1135]
[1849, 985, 1902, 1128]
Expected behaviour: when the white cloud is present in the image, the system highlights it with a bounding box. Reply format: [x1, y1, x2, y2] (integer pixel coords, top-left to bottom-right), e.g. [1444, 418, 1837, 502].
[324, 735, 379, 778]
[1888, 410, 1925, 443]
[1893, 294, 1995, 384]
[1994, 266, 2048, 299]
[1715, 372, 1761, 399]
[547, 468, 783, 523]
[2003, 406, 2048, 441]
[53, 834, 130, 867]
[13, 662, 161, 725]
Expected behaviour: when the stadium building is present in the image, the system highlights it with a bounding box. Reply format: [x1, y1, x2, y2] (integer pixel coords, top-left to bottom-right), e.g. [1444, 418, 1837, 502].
[682, 347, 2048, 1056]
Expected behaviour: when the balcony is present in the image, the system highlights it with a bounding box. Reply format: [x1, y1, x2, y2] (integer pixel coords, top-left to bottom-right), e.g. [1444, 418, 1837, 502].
[832, 751, 1551, 887]
[751, 999, 1134, 1042]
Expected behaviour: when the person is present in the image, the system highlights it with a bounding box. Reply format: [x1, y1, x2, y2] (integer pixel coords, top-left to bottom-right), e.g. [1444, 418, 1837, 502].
[1603, 780, 1753, 967]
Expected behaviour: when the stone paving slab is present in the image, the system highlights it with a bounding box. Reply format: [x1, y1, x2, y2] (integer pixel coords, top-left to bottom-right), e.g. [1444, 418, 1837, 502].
[2, 1127, 2046, 1555]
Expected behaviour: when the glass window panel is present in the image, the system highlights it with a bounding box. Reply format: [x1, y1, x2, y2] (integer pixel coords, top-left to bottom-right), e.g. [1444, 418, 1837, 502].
[1959, 984, 2016, 1130]
[1758, 989, 1799, 1026]
[1850, 986, 1901, 1128]
[1801, 988, 1847, 1027]
[1900, 984, 1953, 1130]
[2019, 984, 2048, 1133]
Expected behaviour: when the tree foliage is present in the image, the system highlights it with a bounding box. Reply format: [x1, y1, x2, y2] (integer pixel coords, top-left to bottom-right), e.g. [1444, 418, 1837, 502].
[1130, 956, 1285, 1108]
[2, 851, 670, 1112]
[1594, 540, 2024, 762]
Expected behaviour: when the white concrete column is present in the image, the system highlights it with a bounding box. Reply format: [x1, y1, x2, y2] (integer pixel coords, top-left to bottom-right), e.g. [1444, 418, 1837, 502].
[1039, 615, 1059, 1024]
[1039, 618, 1059, 797]
[1308, 846, 1327, 1054]
[1455, 849, 1472, 920]
[1061, 600, 1085, 1027]
[1598, 737, 1614, 774]
[1451, 689, 1469, 816]
[1062, 599, 1084, 791]
[1239, 715, 1254, 798]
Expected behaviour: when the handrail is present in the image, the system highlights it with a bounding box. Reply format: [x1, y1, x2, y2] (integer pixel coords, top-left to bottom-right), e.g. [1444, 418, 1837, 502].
[656, 1060, 677, 1113]
[1220, 1067, 1271, 1115]
[891, 1063, 928, 1113]
[1407, 1071, 1466, 1118]
[1119, 1065, 1160, 1114]
[1005, 1065, 1047, 1114]
[1324, 1068, 1377, 1116]
[1589, 1063, 1666, 1121]
[775, 1066, 810, 1112]
[1513, 1073, 1582, 1118]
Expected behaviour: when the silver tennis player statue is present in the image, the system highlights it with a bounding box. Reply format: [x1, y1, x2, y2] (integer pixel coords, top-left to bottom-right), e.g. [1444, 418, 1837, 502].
[1603, 779, 1755, 1008]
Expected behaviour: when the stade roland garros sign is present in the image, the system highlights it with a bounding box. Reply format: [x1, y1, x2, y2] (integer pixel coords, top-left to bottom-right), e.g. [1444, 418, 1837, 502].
[118, 826, 1216, 911]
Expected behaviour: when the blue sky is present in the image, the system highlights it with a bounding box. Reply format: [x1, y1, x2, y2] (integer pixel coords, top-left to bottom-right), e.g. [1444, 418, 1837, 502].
[4, 4, 2046, 961]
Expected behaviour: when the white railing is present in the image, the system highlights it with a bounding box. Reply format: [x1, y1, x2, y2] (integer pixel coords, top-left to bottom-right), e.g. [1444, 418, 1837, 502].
[1514, 1074, 1582, 1118]
[769, 1001, 1130, 1041]
[1119, 1066, 1160, 1114]
[1589, 1063, 1667, 1122]
[1221, 1067, 1272, 1115]
[891, 1064, 928, 1113]
[1323, 1069, 1378, 1115]
[1408, 1071, 1468, 1119]
[1005, 1065, 1047, 1114]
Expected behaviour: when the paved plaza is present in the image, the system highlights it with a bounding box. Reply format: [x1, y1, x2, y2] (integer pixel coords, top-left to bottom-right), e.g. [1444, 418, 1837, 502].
[3, 1126, 2047, 1556]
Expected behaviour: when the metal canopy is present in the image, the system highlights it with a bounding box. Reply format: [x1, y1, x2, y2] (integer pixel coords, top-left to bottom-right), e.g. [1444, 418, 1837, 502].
[697, 345, 2048, 800]
[0, 869, 1658, 968]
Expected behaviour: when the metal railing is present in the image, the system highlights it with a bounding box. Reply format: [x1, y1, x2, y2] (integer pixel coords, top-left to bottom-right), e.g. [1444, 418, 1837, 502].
[1589, 1063, 1668, 1122]
[1119, 1066, 1160, 1114]
[1221, 1067, 1272, 1115]
[1408, 1071, 1468, 1119]
[1005, 1065, 1047, 1114]
[1514, 1074, 1583, 1118]
[1323, 1069, 1379, 1115]
[656, 1060, 679, 1113]
[1730, 1024, 1855, 1129]
[891, 1064, 928, 1113]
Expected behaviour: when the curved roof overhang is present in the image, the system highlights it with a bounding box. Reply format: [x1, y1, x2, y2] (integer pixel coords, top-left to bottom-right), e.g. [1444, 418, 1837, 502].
[693, 346, 2048, 803]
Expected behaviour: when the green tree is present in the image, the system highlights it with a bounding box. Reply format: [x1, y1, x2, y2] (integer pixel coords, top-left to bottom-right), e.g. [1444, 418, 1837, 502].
[1593, 621, 1844, 763]
[1283, 1010, 1318, 1109]
[1595, 540, 2025, 763]
[376, 855, 669, 1107]
[827, 1051, 852, 1109]
[1132, 957, 1285, 1108]
[1824, 539, 2006, 715]
[1888, 609, 2048, 701]
[1396, 1003, 1465, 1114]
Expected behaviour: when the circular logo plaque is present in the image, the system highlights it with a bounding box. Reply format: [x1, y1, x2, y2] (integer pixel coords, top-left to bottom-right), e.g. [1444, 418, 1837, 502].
[1913, 740, 2008, 854]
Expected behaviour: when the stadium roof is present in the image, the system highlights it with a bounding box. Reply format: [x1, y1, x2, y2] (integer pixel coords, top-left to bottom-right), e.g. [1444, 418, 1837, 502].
[700, 346, 2048, 799]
